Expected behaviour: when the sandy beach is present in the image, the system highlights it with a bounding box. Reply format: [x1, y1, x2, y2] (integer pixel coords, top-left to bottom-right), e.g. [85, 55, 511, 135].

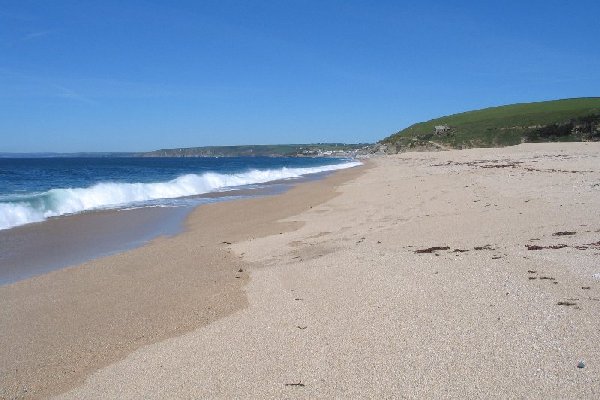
[0, 166, 362, 399]
[2, 143, 600, 398]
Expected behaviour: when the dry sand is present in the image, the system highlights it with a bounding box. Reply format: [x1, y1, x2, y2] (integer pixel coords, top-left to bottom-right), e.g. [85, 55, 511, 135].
[2, 143, 600, 399]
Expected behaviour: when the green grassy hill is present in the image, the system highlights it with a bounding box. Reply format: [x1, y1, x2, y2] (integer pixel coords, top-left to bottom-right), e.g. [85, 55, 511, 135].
[382, 98, 600, 151]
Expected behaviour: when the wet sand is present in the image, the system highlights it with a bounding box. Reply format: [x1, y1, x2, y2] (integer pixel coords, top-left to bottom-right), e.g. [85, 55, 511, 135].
[0, 165, 363, 399]
[54, 143, 600, 399]
[0, 181, 297, 286]
[0, 206, 188, 285]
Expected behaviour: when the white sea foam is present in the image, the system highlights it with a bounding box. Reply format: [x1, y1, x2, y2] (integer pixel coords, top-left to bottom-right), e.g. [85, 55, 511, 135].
[0, 161, 361, 231]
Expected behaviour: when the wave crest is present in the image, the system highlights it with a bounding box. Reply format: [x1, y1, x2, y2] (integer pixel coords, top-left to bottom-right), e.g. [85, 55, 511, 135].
[0, 161, 361, 230]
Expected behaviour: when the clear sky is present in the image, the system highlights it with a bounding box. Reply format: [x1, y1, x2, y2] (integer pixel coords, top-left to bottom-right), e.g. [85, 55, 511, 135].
[1, 0, 599, 152]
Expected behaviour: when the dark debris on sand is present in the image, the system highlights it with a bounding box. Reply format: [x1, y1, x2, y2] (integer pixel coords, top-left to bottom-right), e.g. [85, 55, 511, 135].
[415, 246, 450, 254]
[526, 244, 567, 250]
[285, 381, 306, 387]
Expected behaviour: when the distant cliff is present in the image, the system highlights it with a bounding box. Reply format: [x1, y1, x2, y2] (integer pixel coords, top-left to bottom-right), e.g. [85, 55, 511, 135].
[138, 143, 372, 158]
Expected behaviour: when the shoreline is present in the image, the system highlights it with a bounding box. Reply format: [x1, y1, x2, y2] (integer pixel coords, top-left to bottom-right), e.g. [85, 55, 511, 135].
[57, 142, 600, 399]
[0, 163, 367, 399]
[0, 169, 343, 286]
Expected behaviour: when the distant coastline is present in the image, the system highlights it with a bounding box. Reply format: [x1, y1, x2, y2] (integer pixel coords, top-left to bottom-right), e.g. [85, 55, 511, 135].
[5, 98, 599, 160]
[0, 143, 373, 159]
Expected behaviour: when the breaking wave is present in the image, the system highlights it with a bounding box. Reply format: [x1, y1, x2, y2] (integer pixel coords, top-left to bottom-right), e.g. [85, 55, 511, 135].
[0, 161, 361, 230]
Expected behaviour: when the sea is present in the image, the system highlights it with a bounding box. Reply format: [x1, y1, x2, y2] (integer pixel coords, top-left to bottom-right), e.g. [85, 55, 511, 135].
[0, 156, 360, 284]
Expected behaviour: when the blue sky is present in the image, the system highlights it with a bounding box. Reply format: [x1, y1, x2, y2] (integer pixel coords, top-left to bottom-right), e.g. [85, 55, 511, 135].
[1, 0, 599, 152]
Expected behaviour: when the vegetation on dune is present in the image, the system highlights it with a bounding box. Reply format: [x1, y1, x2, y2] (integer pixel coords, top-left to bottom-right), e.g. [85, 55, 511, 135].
[381, 98, 600, 152]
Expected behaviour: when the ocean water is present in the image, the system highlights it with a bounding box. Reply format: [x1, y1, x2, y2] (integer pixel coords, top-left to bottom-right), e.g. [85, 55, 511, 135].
[0, 156, 361, 231]
[0, 156, 360, 284]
